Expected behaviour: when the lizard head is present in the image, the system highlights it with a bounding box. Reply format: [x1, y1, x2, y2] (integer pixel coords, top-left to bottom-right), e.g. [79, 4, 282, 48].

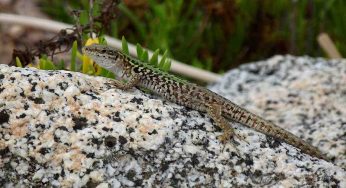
[82, 44, 127, 73]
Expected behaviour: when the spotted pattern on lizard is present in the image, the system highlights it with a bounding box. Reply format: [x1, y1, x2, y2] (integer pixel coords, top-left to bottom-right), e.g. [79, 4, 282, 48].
[83, 44, 328, 161]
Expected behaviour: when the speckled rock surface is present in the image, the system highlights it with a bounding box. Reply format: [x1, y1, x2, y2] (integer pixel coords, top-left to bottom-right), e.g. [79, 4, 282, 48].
[209, 55, 346, 168]
[0, 55, 345, 187]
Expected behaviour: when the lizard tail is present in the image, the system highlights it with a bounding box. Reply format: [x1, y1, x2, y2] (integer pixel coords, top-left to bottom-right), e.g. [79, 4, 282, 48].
[223, 102, 328, 161]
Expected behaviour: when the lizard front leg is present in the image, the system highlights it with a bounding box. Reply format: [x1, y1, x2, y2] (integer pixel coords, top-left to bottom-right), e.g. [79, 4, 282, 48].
[108, 74, 140, 90]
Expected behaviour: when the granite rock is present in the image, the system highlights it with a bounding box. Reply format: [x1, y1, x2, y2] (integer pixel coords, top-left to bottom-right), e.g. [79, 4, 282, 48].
[0, 55, 345, 187]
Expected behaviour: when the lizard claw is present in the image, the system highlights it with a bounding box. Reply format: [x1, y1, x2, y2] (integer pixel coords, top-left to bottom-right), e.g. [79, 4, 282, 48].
[218, 128, 248, 144]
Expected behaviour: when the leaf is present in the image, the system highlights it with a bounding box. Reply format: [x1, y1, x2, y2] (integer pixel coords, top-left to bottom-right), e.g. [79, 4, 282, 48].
[140, 50, 149, 63]
[136, 43, 143, 58]
[162, 60, 171, 72]
[82, 54, 95, 74]
[79, 11, 88, 25]
[39, 55, 56, 70]
[99, 35, 108, 45]
[15, 57, 23, 68]
[158, 50, 168, 69]
[104, 69, 115, 79]
[149, 49, 159, 67]
[70, 40, 78, 71]
[122, 36, 129, 55]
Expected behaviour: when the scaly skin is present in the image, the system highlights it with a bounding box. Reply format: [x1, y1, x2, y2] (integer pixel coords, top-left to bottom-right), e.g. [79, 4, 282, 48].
[83, 44, 327, 160]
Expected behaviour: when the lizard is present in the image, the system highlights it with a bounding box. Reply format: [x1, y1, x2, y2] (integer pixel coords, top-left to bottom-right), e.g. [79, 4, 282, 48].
[82, 44, 328, 161]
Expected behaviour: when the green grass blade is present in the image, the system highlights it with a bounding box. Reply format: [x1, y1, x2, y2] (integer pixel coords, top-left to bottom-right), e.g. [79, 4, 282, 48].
[15, 57, 23, 68]
[136, 43, 143, 58]
[158, 50, 168, 69]
[104, 69, 115, 79]
[162, 60, 171, 72]
[98, 67, 115, 79]
[39, 55, 56, 70]
[149, 49, 159, 67]
[140, 50, 149, 62]
[70, 40, 77, 71]
[99, 35, 108, 45]
[122, 36, 130, 55]
[79, 10, 88, 25]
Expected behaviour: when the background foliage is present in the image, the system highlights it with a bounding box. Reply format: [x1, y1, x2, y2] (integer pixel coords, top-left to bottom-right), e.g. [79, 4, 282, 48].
[39, 0, 346, 73]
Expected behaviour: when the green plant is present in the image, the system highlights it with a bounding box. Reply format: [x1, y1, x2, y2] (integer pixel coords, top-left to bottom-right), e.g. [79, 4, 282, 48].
[122, 36, 171, 72]
[18, 35, 171, 79]
[39, 0, 346, 74]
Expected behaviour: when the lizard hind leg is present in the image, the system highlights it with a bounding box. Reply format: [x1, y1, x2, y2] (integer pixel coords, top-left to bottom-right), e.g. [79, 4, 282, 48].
[207, 103, 241, 143]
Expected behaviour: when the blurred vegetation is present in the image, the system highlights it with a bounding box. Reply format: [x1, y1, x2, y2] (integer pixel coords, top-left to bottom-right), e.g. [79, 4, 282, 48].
[39, 0, 346, 73]
[15, 36, 170, 80]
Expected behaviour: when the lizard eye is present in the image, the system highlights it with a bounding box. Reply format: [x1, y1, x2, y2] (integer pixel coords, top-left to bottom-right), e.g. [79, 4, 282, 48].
[101, 49, 106, 53]
[133, 67, 140, 73]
